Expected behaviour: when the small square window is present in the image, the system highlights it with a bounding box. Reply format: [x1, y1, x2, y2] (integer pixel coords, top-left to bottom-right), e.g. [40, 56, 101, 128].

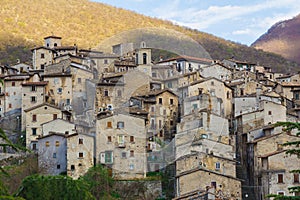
[117, 121, 124, 129]
[53, 153, 57, 158]
[79, 138, 83, 144]
[53, 114, 57, 120]
[130, 150, 134, 157]
[57, 164, 60, 169]
[31, 96, 36, 102]
[130, 136, 134, 142]
[12, 82, 15, 87]
[78, 78, 81, 83]
[31, 86, 36, 92]
[170, 98, 174, 105]
[158, 98, 162, 104]
[71, 165, 75, 170]
[32, 114, 37, 122]
[107, 121, 112, 128]
[104, 90, 109, 96]
[79, 152, 83, 158]
[45, 141, 50, 147]
[268, 111, 272, 115]
[32, 128, 37, 135]
[107, 136, 112, 142]
[122, 152, 127, 158]
[41, 53, 45, 59]
[55, 141, 60, 147]
[278, 174, 283, 183]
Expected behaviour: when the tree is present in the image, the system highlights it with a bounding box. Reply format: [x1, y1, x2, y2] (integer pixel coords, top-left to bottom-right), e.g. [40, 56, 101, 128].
[15, 174, 95, 200]
[81, 164, 116, 199]
[268, 122, 300, 200]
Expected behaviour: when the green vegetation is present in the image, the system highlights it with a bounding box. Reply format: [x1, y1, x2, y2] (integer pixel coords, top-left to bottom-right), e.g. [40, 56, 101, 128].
[81, 164, 116, 199]
[16, 175, 95, 200]
[0, 0, 298, 72]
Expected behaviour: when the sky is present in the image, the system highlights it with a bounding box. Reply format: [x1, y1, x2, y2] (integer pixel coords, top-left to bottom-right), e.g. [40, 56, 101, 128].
[93, 0, 300, 46]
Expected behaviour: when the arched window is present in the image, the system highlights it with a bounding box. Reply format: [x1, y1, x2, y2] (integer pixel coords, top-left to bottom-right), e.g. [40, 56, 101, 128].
[54, 43, 57, 47]
[143, 53, 147, 64]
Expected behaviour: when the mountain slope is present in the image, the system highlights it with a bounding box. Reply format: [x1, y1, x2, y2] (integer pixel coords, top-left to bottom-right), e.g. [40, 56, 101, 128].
[252, 14, 300, 64]
[0, 0, 298, 72]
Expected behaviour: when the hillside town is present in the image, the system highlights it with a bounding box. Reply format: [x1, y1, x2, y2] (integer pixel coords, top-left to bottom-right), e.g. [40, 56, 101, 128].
[0, 35, 300, 200]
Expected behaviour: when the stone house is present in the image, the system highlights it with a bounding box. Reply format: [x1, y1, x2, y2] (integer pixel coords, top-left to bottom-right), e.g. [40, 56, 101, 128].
[24, 103, 62, 150]
[248, 132, 300, 199]
[95, 69, 151, 112]
[10, 62, 32, 74]
[21, 73, 48, 131]
[41, 118, 75, 136]
[32, 36, 76, 70]
[66, 133, 94, 179]
[175, 152, 242, 199]
[38, 132, 94, 179]
[259, 150, 300, 198]
[222, 58, 256, 72]
[157, 56, 212, 75]
[3, 74, 29, 115]
[200, 62, 232, 81]
[96, 112, 147, 179]
[179, 77, 233, 118]
[38, 133, 67, 175]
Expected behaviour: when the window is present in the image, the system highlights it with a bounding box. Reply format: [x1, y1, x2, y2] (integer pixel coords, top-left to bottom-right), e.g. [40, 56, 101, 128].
[65, 131, 69, 135]
[41, 64, 44, 70]
[31, 86, 36, 92]
[117, 121, 124, 129]
[170, 98, 174, 105]
[12, 82, 15, 87]
[170, 120, 174, 126]
[57, 165, 60, 169]
[163, 109, 166, 115]
[210, 89, 216, 96]
[32, 114, 37, 122]
[201, 134, 208, 139]
[121, 152, 127, 158]
[79, 138, 83, 144]
[32, 128, 37, 135]
[118, 135, 124, 146]
[158, 98, 162, 104]
[268, 111, 272, 115]
[41, 53, 45, 59]
[278, 174, 284, 183]
[215, 162, 221, 170]
[8, 103, 12, 108]
[130, 150, 134, 157]
[79, 152, 83, 158]
[71, 165, 75, 170]
[53, 114, 57, 120]
[104, 59, 108, 64]
[31, 96, 36, 102]
[240, 88, 244, 96]
[45, 141, 50, 147]
[55, 141, 60, 147]
[151, 106, 155, 112]
[104, 90, 109, 96]
[107, 136, 112, 142]
[159, 120, 162, 129]
[32, 143, 37, 150]
[105, 151, 113, 164]
[130, 136, 134, 142]
[277, 191, 285, 196]
[107, 121, 112, 128]
[211, 81, 214, 86]
[53, 153, 57, 158]
[129, 164, 134, 170]
[57, 88, 62, 94]
[294, 173, 299, 183]
[227, 91, 230, 99]
[117, 90, 122, 97]
[78, 78, 81, 83]
[143, 53, 147, 64]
